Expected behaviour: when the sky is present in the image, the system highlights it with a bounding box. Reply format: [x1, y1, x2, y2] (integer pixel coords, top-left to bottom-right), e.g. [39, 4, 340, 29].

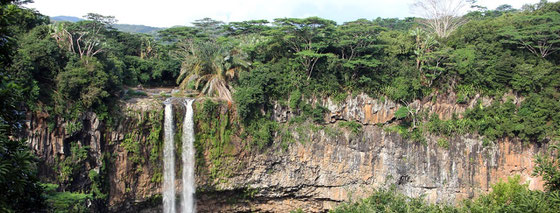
[27, 0, 548, 28]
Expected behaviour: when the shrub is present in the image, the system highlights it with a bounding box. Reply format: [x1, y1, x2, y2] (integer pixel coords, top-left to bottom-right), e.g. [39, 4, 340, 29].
[338, 121, 362, 134]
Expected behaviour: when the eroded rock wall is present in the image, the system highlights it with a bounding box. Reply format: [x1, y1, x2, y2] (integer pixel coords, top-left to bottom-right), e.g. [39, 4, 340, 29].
[200, 126, 544, 212]
[26, 98, 167, 211]
[25, 94, 546, 213]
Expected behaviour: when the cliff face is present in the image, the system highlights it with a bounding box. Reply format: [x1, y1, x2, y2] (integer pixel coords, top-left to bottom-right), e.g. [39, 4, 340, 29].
[202, 93, 544, 212]
[200, 126, 544, 212]
[27, 98, 165, 211]
[26, 94, 545, 212]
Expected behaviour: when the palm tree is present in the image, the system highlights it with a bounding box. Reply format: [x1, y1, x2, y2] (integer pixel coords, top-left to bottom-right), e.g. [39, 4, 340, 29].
[176, 39, 249, 102]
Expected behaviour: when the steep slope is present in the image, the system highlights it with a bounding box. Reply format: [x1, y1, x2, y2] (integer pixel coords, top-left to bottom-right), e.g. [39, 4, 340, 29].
[25, 94, 546, 212]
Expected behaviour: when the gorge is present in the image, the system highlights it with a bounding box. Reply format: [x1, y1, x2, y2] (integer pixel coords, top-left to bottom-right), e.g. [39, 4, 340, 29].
[2, 0, 560, 212]
[25, 93, 547, 212]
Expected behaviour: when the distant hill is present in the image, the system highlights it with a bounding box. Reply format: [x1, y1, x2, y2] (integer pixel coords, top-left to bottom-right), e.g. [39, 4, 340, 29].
[50, 16, 164, 34]
[112, 24, 164, 35]
[51, 16, 84, 22]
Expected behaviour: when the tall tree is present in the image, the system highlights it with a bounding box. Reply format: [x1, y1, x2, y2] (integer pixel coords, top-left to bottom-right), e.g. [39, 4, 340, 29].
[0, 1, 46, 212]
[411, 0, 469, 38]
[271, 17, 336, 80]
[175, 39, 248, 102]
[224, 20, 270, 36]
[333, 19, 384, 89]
[410, 28, 450, 87]
[51, 13, 116, 64]
[192, 17, 224, 38]
[500, 12, 560, 58]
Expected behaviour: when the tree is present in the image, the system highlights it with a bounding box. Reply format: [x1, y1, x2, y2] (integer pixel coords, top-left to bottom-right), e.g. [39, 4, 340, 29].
[271, 17, 336, 80]
[10, 25, 66, 110]
[175, 38, 249, 102]
[224, 20, 270, 36]
[51, 13, 116, 64]
[192, 17, 224, 38]
[411, 0, 469, 38]
[333, 19, 384, 89]
[500, 12, 560, 58]
[0, 2, 46, 211]
[410, 27, 451, 87]
[158, 26, 201, 42]
[335, 19, 384, 62]
[395, 105, 419, 129]
[56, 56, 110, 117]
[0, 0, 47, 68]
[533, 143, 560, 191]
[0, 123, 45, 212]
[496, 4, 516, 12]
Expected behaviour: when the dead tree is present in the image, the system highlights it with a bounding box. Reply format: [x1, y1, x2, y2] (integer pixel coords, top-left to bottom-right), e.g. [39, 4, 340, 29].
[411, 0, 469, 38]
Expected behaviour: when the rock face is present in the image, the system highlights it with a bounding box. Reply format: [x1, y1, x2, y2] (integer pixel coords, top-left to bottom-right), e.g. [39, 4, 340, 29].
[25, 94, 546, 212]
[273, 93, 485, 125]
[200, 127, 544, 212]
[26, 98, 166, 211]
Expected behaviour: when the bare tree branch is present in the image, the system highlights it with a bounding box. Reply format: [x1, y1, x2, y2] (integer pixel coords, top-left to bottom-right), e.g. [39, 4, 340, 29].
[411, 0, 469, 38]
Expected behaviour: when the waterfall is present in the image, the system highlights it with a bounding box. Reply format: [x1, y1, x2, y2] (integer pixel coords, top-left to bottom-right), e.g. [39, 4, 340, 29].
[162, 98, 196, 213]
[163, 101, 176, 213]
[181, 99, 196, 213]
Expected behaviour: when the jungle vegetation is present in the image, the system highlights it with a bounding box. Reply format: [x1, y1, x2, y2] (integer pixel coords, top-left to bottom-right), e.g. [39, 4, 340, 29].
[1, 0, 560, 212]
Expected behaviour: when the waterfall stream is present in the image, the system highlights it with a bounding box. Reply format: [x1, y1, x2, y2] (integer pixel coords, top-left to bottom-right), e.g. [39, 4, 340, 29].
[181, 99, 195, 213]
[163, 101, 176, 213]
[163, 98, 196, 213]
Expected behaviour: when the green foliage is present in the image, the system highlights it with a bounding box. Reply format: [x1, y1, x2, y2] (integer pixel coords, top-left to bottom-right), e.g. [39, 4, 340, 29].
[0, 1, 48, 68]
[234, 65, 276, 122]
[229, 5, 560, 148]
[245, 116, 278, 150]
[42, 183, 91, 212]
[385, 124, 426, 145]
[147, 109, 164, 164]
[224, 20, 271, 36]
[462, 175, 560, 213]
[175, 37, 249, 101]
[124, 89, 148, 99]
[88, 170, 107, 200]
[533, 143, 560, 191]
[56, 57, 110, 112]
[2, 1, 560, 212]
[0, 123, 45, 212]
[122, 132, 143, 165]
[338, 121, 362, 134]
[289, 90, 302, 110]
[395, 107, 410, 119]
[270, 17, 336, 79]
[455, 84, 476, 104]
[437, 138, 450, 149]
[113, 108, 164, 177]
[9, 25, 66, 111]
[55, 142, 89, 183]
[461, 93, 560, 142]
[330, 187, 452, 213]
[290, 209, 305, 213]
[333, 176, 560, 213]
[194, 100, 235, 181]
[300, 103, 328, 124]
[500, 12, 560, 58]
[426, 114, 469, 137]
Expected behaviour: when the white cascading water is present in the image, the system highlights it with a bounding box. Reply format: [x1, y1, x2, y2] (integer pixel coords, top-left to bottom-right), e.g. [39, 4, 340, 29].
[163, 101, 176, 213]
[181, 99, 196, 213]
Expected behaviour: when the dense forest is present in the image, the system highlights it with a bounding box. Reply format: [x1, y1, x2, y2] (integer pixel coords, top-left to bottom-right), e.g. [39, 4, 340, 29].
[1, 0, 560, 212]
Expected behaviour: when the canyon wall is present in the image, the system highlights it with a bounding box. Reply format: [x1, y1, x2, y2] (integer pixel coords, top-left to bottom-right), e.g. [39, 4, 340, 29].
[26, 94, 545, 212]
